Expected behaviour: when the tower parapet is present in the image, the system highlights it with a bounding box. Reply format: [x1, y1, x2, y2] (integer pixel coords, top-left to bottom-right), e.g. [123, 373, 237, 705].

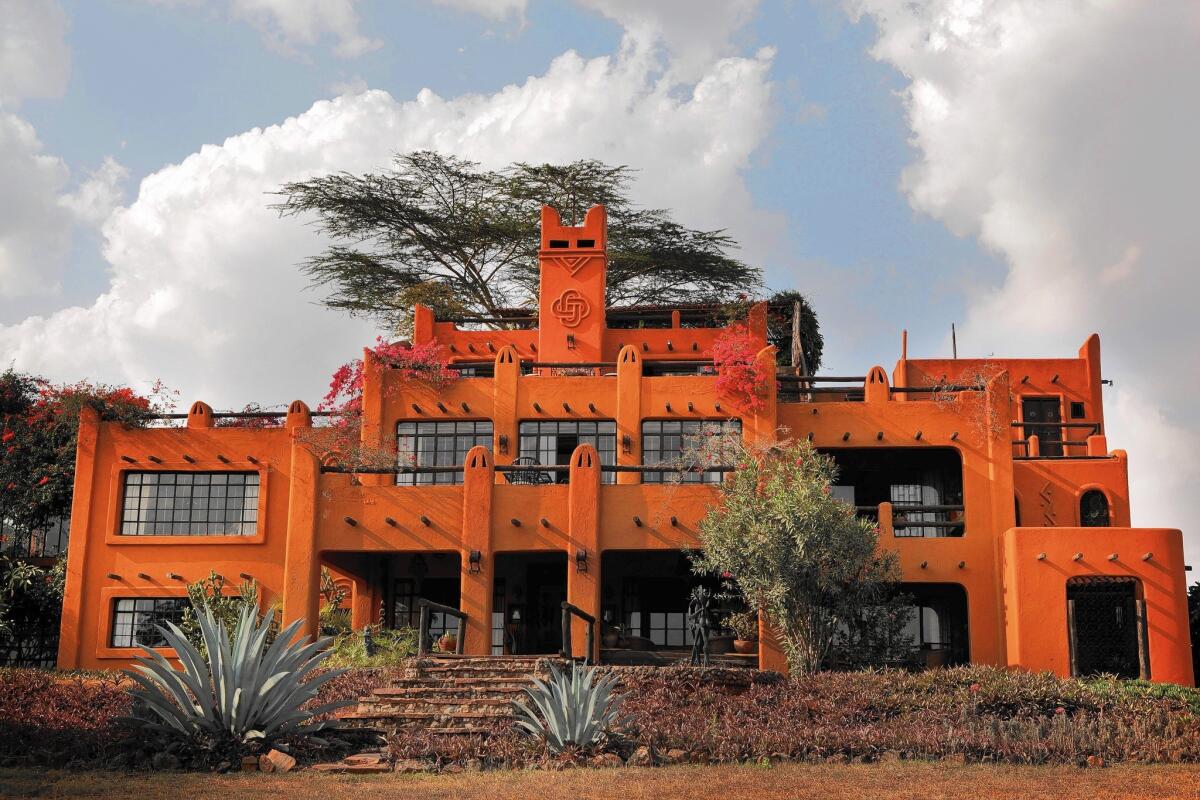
[537, 205, 607, 363]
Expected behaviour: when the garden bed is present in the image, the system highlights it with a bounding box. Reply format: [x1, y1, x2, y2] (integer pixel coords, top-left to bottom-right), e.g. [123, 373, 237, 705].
[1, 665, 1197, 771]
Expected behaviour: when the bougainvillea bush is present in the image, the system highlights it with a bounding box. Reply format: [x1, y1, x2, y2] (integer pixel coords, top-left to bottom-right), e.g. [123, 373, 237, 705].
[711, 323, 768, 413]
[0, 370, 172, 547]
[302, 338, 456, 468]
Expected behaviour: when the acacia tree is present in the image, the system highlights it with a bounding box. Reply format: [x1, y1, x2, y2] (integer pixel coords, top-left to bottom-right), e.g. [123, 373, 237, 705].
[274, 152, 767, 331]
[690, 438, 911, 674]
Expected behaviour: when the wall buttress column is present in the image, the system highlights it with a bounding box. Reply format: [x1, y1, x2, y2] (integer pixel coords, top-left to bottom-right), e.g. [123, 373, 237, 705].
[461, 446, 495, 655]
[567, 445, 602, 661]
[282, 441, 320, 642]
[493, 347, 520, 481]
[57, 406, 100, 669]
[615, 345, 643, 485]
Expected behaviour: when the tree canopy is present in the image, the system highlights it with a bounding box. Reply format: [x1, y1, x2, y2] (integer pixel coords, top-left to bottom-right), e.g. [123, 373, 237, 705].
[275, 151, 766, 331]
[690, 438, 911, 674]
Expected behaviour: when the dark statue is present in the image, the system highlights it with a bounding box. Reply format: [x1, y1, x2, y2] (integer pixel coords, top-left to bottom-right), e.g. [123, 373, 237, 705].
[687, 585, 713, 666]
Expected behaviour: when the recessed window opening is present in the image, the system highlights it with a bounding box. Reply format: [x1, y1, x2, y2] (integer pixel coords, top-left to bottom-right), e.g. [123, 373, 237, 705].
[517, 420, 616, 484]
[397, 421, 493, 485]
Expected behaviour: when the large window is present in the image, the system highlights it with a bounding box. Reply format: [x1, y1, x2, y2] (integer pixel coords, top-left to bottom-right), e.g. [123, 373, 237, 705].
[518, 420, 616, 484]
[109, 597, 189, 648]
[642, 419, 741, 483]
[822, 449, 965, 538]
[120, 472, 259, 536]
[396, 420, 493, 485]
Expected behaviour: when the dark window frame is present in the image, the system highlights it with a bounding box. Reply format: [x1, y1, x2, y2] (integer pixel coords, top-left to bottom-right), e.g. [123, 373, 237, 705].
[641, 419, 742, 484]
[396, 420, 493, 485]
[517, 419, 617, 484]
[109, 597, 189, 648]
[119, 471, 259, 536]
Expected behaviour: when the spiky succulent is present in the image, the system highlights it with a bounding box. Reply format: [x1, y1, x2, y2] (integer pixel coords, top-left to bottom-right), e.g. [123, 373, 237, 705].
[123, 603, 350, 747]
[512, 662, 623, 752]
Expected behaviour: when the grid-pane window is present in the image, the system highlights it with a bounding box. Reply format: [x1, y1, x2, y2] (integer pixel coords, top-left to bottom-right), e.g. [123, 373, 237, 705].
[397, 421, 493, 485]
[642, 419, 741, 484]
[109, 597, 189, 648]
[517, 420, 617, 484]
[120, 472, 259, 536]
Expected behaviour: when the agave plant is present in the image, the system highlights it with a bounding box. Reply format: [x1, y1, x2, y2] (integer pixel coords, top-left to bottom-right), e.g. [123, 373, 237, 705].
[512, 662, 623, 752]
[123, 602, 350, 749]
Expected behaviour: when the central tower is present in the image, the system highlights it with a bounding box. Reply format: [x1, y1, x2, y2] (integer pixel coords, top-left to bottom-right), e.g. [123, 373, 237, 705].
[536, 205, 607, 363]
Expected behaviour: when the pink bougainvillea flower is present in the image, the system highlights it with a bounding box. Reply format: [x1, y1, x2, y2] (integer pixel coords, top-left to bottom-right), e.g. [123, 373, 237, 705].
[38, 476, 50, 486]
[1, 430, 13, 442]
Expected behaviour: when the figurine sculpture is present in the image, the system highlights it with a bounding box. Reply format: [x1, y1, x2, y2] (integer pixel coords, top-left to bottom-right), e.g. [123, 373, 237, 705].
[687, 585, 713, 666]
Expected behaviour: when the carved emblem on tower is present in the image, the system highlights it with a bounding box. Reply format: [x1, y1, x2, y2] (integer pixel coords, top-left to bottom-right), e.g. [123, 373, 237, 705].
[551, 289, 590, 328]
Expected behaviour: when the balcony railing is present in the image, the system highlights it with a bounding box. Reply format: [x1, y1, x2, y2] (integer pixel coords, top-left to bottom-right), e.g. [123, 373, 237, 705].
[855, 502, 965, 538]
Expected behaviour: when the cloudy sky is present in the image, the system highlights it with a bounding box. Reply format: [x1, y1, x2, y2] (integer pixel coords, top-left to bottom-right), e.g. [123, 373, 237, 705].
[1, 0, 1197, 564]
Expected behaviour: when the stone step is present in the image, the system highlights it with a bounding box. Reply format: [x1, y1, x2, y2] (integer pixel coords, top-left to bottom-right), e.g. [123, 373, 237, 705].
[336, 714, 513, 734]
[369, 683, 529, 697]
[361, 695, 515, 707]
[356, 698, 515, 716]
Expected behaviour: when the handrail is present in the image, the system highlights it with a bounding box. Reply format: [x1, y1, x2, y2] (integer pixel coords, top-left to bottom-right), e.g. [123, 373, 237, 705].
[322, 463, 735, 475]
[416, 598, 467, 656]
[1012, 421, 1102, 434]
[136, 410, 338, 421]
[560, 602, 597, 665]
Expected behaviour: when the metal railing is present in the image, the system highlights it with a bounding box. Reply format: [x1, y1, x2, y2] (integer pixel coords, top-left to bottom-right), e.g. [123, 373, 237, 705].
[416, 599, 467, 656]
[560, 602, 597, 665]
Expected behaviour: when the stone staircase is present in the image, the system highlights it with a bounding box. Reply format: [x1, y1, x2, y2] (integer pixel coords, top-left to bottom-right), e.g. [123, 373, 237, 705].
[337, 655, 565, 736]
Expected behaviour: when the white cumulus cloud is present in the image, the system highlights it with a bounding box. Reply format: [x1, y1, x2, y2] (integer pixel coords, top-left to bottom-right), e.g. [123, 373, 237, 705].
[0, 0, 70, 105]
[0, 36, 778, 411]
[849, 0, 1200, 564]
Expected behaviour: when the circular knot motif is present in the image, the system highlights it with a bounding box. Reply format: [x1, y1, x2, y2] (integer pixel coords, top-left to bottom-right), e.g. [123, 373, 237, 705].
[552, 289, 590, 328]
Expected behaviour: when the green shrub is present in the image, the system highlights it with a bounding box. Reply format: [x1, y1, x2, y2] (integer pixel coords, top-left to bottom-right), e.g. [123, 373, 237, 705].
[323, 625, 417, 668]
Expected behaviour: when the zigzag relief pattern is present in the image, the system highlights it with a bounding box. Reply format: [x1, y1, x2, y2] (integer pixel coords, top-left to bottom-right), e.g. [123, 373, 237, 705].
[546, 254, 596, 276]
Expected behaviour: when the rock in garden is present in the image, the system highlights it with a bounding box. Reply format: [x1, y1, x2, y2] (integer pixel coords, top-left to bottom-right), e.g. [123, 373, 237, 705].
[395, 758, 431, 774]
[151, 752, 181, 771]
[627, 746, 655, 767]
[258, 755, 275, 773]
[240, 755, 259, 772]
[265, 749, 296, 773]
[664, 749, 688, 765]
[344, 753, 386, 766]
[590, 753, 624, 769]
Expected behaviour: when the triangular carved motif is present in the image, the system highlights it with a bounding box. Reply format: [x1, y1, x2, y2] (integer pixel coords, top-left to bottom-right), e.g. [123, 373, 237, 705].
[549, 255, 593, 276]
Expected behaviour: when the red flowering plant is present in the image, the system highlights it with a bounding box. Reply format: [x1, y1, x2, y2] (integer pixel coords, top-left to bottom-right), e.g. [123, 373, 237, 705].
[0, 370, 174, 556]
[712, 322, 769, 413]
[301, 339, 457, 470]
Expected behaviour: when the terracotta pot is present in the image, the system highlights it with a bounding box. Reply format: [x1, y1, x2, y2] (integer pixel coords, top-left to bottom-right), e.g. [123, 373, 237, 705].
[733, 638, 758, 655]
[438, 634, 457, 652]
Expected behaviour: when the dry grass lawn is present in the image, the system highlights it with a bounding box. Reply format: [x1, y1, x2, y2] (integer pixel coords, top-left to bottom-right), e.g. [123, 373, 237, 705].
[1, 762, 1198, 800]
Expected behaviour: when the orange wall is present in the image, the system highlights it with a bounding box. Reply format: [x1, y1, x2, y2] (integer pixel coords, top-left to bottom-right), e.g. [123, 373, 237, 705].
[56, 205, 1193, 685]
[1003, 527, 1193, 686]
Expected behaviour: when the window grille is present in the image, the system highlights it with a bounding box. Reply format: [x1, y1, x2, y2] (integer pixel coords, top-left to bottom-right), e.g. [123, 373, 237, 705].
[517, 420, 616, 484]
[642, 419, 741, 483]
[396, 421, 493, 485]
[109, 597, 189, 648]
[120, 472, 258, 536]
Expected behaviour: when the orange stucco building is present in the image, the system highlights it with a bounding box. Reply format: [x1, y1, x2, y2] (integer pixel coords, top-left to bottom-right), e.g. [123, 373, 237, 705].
[57, 205, 1194, 685]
